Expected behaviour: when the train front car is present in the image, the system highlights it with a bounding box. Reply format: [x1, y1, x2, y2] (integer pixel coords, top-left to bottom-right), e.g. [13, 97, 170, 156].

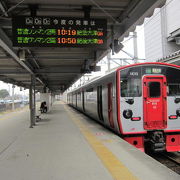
[117, 63, 180, 152]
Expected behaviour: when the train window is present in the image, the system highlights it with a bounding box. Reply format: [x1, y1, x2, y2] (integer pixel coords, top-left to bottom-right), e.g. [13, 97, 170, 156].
[148, 82, 161, 98]
[121, 78, 141, 97]
[77, 92, 81, 101]
[166, 67, 180, 96]
[168, 84, 180, 96]
[86, 88, 93, 92]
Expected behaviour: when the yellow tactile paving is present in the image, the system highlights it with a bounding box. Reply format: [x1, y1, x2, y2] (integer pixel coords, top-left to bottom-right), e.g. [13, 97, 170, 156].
[64, 105, 138, 180]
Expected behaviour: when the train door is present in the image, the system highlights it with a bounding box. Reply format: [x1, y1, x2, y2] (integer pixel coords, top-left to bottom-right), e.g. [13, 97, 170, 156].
[97, 86, 104, 122]
[108, 83, 114, 128]
[143, 76, 167, 130]
[75, 93, 77, 107]
[82, 91, 85, 111]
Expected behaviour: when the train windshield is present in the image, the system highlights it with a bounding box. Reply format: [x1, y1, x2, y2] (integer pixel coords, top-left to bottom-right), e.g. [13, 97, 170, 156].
[120, 65, 180, 97]
[166, 67, 180, 96]
[121, 78, 141, 97]
[168, 84, 180, 96]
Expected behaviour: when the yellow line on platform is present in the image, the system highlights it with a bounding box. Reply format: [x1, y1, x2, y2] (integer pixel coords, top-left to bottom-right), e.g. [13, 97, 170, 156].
[64, 105, 138, 180]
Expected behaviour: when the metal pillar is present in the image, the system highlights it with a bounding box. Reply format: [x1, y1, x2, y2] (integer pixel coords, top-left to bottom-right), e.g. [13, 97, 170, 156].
[29, 75, 36, 128]
[107, 53, 111, 72]
[133, 32, 138, 63]
[111, 26, 115, 55]
[32, 75, 36, 126]
[12, 84, 15, 111]
[43, 86, 47, 93]
[83, 76, 85, 84]
[29, 83, 33, 128]
[83, 5, 91, 19]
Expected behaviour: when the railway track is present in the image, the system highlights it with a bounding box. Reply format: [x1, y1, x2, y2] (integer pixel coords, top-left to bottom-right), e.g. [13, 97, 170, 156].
[148, 152, 180, 174]
[162, 152, 180, 166]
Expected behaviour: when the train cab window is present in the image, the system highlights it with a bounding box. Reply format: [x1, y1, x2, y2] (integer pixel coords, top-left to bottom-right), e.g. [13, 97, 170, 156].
[148, 82, 161, 98]
[166, 67, 180, 96]
[121, 78, 141, 97]
[168, 84, 180, 96]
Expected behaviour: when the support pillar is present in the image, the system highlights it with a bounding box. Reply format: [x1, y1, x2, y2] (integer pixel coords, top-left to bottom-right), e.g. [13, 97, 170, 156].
[133, 31, 138, 63]
[12, 84, 15, 111]
[107, 53, 111, 72]
[32, 75, 36, 126]
[29, 75, 36, 128]
[111, 26, 115, 55]
[29, 83, 33, 128]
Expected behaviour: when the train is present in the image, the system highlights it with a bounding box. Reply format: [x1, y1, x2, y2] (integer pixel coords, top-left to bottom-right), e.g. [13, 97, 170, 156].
[67, 62, 180, 152]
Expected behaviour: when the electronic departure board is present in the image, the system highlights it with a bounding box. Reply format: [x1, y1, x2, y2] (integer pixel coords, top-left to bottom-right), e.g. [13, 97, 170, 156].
[12, 16, 107, 48]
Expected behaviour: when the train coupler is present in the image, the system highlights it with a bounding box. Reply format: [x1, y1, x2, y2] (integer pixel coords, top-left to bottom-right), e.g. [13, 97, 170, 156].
[150, 142, 165, 152]
[147, 131, 166, 152]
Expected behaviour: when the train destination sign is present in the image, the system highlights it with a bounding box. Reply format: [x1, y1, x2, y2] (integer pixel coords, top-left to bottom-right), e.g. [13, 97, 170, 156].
[12, 16, 107, 48]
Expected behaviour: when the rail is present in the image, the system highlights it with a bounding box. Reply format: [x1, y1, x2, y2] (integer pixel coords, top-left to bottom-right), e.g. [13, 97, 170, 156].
[148, 152, 180, 174]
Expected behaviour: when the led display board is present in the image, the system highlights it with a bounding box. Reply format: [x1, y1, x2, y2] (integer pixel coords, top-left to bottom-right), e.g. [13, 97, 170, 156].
[12, 16, 107, 48]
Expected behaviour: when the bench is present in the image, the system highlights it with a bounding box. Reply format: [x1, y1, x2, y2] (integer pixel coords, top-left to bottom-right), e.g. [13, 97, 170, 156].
[36, 110, 42, 122]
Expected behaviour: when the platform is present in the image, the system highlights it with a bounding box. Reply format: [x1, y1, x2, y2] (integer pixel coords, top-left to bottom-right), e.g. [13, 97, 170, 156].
[0, 102, 179, 180]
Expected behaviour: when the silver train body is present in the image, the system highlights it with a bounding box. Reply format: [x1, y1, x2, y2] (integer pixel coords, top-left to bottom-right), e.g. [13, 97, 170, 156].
[67, 63, 180, 152]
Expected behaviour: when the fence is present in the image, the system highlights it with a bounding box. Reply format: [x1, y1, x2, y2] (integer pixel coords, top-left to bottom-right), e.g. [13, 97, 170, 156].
[0, 102, 28, 112]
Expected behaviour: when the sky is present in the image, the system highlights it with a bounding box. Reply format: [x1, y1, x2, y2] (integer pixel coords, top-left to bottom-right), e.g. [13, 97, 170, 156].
[0, 81, 29, 97]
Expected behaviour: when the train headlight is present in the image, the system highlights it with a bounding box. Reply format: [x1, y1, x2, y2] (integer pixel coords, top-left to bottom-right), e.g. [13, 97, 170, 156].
[123, 109, 133, 119]
[176, 109, 180, 117]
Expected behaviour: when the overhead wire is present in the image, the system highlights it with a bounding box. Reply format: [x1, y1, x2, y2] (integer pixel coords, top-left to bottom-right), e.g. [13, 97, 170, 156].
[88, 0, 120, 25]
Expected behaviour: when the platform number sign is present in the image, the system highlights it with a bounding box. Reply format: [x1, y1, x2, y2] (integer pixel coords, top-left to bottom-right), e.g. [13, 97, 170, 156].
[12, 16, 107, 48]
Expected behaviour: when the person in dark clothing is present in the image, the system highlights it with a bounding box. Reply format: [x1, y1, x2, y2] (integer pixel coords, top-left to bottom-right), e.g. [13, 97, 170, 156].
[40, 101, 47, 113]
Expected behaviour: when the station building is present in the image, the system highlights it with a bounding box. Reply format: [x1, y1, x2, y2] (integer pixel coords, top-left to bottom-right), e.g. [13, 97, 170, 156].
[144, 0, 180, 65]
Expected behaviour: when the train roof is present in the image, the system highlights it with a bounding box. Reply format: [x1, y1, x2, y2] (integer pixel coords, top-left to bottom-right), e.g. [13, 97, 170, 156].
[68, 62, 180, 93]
[68, 70, 116, 93]
[116, 62, 180, 71]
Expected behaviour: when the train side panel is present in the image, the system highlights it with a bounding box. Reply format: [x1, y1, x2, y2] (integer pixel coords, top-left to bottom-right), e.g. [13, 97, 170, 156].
[68, 71, 120, 134]
[72, 93, 76, 107]
[84, 86, 98, 120]
[119, 97, 145, 133]
[67, 93, 73, 105]
[101, 74, 120, 133]
[76, 91, 83, 110]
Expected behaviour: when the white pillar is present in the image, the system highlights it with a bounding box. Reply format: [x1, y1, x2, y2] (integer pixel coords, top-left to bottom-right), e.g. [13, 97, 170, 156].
[40, 93, 52, 112]
[12, 85, 15, 110]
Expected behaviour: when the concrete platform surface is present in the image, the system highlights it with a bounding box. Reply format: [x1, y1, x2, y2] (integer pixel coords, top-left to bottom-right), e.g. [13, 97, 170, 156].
[0, 102, 179, 180]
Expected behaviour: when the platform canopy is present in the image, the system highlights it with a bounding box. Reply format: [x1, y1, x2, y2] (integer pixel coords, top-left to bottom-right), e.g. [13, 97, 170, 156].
[0, 0, 166, 93]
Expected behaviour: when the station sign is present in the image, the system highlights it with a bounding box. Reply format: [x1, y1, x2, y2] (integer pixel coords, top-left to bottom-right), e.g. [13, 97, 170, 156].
[12, 16, 107, 48]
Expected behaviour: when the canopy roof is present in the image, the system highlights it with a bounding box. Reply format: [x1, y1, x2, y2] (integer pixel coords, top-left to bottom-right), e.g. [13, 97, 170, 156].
[0, 0, 166, 93]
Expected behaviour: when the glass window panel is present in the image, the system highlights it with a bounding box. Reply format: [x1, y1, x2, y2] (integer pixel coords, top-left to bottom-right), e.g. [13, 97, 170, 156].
[149, 82, 160, 98]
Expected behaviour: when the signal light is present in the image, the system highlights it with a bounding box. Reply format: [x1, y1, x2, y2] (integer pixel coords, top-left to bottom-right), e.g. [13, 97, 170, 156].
[169, 115, 178, 120]
[131, 117, 141, 121]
